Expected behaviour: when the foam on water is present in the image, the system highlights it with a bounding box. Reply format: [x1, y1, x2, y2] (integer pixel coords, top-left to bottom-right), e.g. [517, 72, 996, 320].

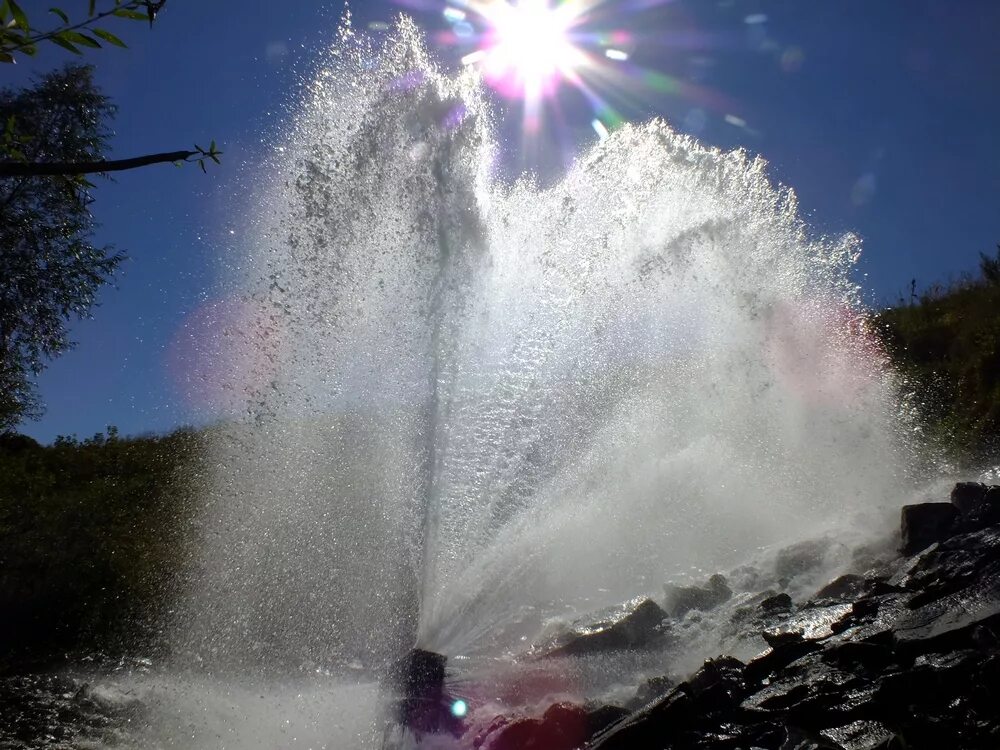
[172, 17, 919, 678]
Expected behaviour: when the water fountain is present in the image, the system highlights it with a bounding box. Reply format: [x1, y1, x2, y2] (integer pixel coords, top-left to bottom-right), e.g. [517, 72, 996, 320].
[155, 16, 921, 748]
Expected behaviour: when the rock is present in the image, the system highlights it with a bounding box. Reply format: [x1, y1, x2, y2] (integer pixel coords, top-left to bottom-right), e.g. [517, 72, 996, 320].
[899, 502, 957, 555]
[746, 639, 823, 686]
[820, 642, 894, 673]
[545, 597, 668, 656]
[763, 602, 855, 644]
[820, 720, 894, 750]
[588, 689, 694, 750]
[684, 656, 746, 713]
[775, 539, 833, 581]
[585, 704, 629, 735]
[763, 629, 806, 649]
[475, 704, 589, 750]
[951, 482, 988, 514]
[762, 592, 794, 613]
[628, 675, 675, 710]
[951, 483, 1000, 529]
[814, 575, 867, 603]
[781, 725, 848, 749]
[664, 574, 732, 618]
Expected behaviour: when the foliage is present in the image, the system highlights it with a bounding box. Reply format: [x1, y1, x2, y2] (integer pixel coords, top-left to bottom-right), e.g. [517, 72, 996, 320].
[0, 2, 222, 432]
[0, 426, 204, 671]
[0, 65, 124, 432]
[877, 249, 1000, 460]
[0, 0, 166, 63]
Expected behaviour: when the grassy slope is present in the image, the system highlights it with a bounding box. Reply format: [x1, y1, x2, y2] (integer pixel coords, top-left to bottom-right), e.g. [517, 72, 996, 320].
[876, 273, 1000, 461]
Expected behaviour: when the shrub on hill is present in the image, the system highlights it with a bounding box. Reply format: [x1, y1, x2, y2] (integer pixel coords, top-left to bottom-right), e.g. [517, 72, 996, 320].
[877, 247, 1000, 461]
[0, 427, 205, 670]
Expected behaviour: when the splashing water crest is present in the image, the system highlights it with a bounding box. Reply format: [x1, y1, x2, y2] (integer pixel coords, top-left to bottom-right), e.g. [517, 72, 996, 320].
[154, 16, 921, 734]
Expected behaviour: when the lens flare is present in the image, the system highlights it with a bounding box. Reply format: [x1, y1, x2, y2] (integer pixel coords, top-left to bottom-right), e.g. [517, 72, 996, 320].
[479, 0, 581, 100]
[426, 0, 733, 148]
[451, 698, 468, 717]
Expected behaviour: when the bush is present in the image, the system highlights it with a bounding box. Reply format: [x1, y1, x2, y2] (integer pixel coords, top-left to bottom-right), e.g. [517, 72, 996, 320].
[876, 250, 1000, 461]
[0, 427, 205, 671]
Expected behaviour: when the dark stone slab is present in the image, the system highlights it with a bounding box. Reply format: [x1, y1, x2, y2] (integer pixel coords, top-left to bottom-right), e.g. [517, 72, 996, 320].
[664, 574, 732, 618]
[900, 503, 957, 555]
[545, 597, 668, 656]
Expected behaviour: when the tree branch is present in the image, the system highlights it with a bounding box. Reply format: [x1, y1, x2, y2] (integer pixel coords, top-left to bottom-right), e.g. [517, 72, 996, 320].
[0, 150, 197, 177]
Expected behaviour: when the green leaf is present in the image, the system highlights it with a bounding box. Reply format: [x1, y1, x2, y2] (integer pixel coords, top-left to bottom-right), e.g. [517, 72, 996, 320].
[198, 159, 207, 173]
[93, 28, 127, 48]
[112, 8, 146, 20]
[48, 7, 69, 24]
[0, 51, 13, 63]
[49, 32, 81, 54]
[7, 0, 27, 32]
[0, 2, 9, 23]
[64, 31, 101, 48]
[88, 0, 96, 16]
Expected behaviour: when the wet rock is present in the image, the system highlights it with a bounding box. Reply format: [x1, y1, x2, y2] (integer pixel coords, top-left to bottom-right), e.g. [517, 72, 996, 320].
[820, 642, 894, 673]
[896, 525, 1000, 595]
[820, 720, 894, 750]
[951, 482, 989, 514]
[746, 640, 822, 686]
[577, 486, 1000, 749]
[763, 603, 855, 644]
[585, 704, 629, 735]
[899, 502, 957, 555]
[814, 575, 867, 603]
[774, 539, 833, 581]
[684, 656, 746, 713]
[762, 592, 794, 613]
[763, 629, 806, 649]
[744, 651, 877, 728]
[781, 725, 848, 749]
[545, 597, 668, 656]
[588, 688, 694, 749]
[951, 482, 1000, 529]
[627, 675, 675, 710]
[475, 703, 589, 750]
[0, 673, 143, 749]
[664, 574, 732, 618]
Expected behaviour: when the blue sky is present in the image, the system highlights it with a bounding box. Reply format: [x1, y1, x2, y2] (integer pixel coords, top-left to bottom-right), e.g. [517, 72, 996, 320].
[9, 0, 999, 442]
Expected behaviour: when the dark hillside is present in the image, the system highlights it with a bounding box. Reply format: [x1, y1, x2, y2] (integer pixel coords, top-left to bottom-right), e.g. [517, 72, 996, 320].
[0, 428, 205, 672]
[877, 248, 1000, 461]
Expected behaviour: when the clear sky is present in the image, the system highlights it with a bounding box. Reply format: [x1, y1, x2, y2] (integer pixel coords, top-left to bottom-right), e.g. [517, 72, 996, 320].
[10, 0, 1000, 443]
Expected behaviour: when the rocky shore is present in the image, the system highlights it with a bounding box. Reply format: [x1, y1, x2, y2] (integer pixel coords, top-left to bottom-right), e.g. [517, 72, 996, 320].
[471, 483, 1000, 750]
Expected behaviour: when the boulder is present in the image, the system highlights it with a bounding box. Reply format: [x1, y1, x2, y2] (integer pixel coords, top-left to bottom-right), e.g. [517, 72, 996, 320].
[684, 656, 746, 713]
[545, 597, 668, 656]
[762, 592, 794, 613]
[899, 503, 957, 555]
[664, 574, 732, 618]
[474, 704, 589, 750]
[774, 539, 833, 581]
[627, 675, 675, 710]
[951, 482, 1000, 529]
[585, 704, 629, 736]
[951, 482, 988, 514]
[813, 575, 867, 603]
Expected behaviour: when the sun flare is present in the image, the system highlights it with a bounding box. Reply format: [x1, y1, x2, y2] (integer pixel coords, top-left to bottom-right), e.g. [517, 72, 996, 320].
[479, 0, 581, 99]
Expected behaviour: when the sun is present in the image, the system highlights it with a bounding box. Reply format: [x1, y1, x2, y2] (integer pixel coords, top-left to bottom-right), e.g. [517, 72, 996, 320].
[478, 0, 582, 101]
[434, 0, 723, 147]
